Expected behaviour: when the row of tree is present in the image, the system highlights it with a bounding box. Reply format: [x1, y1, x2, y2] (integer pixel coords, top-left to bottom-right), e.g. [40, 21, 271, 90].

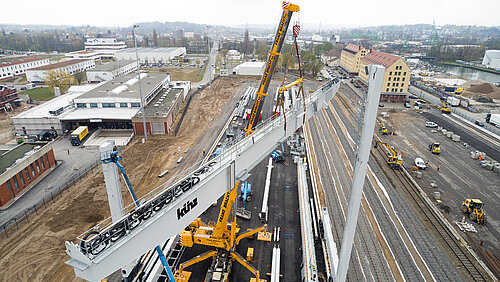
[0, 29, 84, 52]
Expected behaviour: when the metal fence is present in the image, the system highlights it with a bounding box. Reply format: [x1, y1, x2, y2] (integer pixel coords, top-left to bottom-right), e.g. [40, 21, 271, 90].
[0, 159, 101, 238]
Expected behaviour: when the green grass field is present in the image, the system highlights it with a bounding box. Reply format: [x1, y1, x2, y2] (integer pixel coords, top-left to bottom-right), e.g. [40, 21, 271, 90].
[21, 87, 54, 101]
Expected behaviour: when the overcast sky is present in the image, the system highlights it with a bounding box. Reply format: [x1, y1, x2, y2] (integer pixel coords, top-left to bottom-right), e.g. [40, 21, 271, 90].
[2, 0, 499, 28]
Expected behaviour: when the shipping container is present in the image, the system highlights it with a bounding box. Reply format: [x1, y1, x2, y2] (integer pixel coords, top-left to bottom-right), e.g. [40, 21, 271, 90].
[446, 97, 460, 107]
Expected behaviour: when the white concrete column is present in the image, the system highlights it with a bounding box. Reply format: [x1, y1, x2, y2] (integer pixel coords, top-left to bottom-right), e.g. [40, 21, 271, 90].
[335, 64, 385, 282]
[99, 140, 124, 222]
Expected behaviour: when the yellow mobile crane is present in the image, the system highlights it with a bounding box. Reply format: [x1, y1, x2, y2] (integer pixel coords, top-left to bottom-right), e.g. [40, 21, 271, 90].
[374, 141, 403, 169]
[244, 1, 300, 134]
[175, 181, 267, 281]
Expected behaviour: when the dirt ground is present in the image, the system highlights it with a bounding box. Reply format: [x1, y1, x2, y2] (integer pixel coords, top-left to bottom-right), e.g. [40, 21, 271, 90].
[0, 77, 246, 281]
[0, 114, 15, 144]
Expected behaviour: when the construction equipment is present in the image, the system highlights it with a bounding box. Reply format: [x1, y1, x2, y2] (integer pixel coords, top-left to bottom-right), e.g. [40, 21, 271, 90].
[244, 1, 300, 134]
[374, 141, 403, 169]
[440, 98, 452, 114]
[462, 199, 486, 225]
[240, 181, 252, 204]
[429, 142, 441, 154]
[379, 122, 388, 135]
[176, 181, 267, 281]
[271, 150, 285, 162]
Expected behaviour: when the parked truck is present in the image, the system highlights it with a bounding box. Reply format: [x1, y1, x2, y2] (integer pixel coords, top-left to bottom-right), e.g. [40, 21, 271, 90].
[70, 126, 89, 146]
[485, 113, 500, 128]
[446, 96, 460, 107]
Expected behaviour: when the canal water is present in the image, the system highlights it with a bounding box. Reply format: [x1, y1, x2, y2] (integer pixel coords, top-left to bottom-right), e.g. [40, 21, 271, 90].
[437, 64, 500, 84]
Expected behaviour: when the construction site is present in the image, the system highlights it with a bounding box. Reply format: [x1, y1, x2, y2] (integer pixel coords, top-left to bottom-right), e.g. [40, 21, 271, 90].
[0, 2, 499, 282]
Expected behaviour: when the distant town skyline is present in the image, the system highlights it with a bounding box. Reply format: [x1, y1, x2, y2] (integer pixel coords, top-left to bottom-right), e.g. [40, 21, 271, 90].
[1, 0, 499, 28]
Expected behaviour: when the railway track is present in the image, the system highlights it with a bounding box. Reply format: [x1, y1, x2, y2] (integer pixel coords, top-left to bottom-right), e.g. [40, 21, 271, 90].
[371, 143, 491, 281]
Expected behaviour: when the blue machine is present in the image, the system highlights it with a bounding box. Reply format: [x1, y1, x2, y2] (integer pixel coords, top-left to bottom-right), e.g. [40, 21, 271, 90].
[239, 181, 252, 208]
[271, 150, 284, 162]
[101, 149, 176, 282]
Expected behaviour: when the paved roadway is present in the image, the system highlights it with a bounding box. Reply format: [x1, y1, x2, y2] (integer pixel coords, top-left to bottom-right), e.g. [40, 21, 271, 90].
[305, 81, 463, 281]
[0, 136, 99, 227]
[378, 104, 500, 260]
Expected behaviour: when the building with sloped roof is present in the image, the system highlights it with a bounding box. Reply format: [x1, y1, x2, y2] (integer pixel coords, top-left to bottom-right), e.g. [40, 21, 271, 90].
[359, 50, 411, 102]
[339, 44, 367, 76]
[25, 59, 96, 82]
[0, 57, 50, 79]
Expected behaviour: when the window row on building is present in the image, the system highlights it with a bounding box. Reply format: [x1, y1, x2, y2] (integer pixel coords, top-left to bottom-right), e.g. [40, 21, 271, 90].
[76, 102, 141, 108]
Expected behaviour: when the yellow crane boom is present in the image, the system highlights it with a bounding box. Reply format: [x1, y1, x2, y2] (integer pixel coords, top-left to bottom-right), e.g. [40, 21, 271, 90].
[245, 1, 300, 134]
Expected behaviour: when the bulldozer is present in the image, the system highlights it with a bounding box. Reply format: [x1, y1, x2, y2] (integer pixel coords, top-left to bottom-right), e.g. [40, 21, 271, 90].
[429, 142, 441, 154]
[462, 199, 485, 225]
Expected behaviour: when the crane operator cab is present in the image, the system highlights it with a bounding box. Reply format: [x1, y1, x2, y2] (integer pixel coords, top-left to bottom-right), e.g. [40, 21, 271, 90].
[429, 142, 441, 154]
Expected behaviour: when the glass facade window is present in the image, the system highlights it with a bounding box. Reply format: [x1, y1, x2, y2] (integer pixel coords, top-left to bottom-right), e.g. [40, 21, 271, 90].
[76, 103, 87, 108]
[13, 176, 19, 190]
[35, 160, 41, 173]
[7, 180, 13, 191]
[90, 103, 98, 108]
[103, 103, 116, 108]
[40, 157, 45, 169]
[131, 103, 141, 107]
[44, 153, 49, 166]
[25, 168, 31, 181]
[120, 103, 128, 108]
[19, 172, 25, 186]
[30, 164, 35, 177]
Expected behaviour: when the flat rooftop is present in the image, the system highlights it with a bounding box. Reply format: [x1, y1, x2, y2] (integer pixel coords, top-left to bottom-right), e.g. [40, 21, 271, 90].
[0, 142, 47, 174]
[30, 59, 91, 71]
[136, 87, 182, 118]
[13, 84, 100, 119]
[0, 57, 47, 67]
[75, 72, 168, 100]
[115, 47, 184, 54]
[90, 60, 135, 72]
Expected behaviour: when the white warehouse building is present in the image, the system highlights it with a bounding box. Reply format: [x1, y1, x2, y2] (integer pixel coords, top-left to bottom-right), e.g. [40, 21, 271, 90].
[85, 38, 127, 58]
[482, 50, 500, 70]
[26, 59, 96, 82]
[0, 57, 50, 79]
[114, 47, 186, 64]
[232, 61, 266, 76]
[86, 60, 137, 82]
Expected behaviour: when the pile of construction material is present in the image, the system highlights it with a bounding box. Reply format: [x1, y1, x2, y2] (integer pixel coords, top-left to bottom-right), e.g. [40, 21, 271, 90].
[441, 128, 460, 142]
[456, 221, 477, 233]
[472, 150, 500, 175]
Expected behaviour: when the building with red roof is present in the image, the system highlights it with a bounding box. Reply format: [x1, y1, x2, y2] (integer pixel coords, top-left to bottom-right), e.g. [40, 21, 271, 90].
[339, 44, 367, 76]
[358, 50, 411, 102]
[0, 57, 50, 79]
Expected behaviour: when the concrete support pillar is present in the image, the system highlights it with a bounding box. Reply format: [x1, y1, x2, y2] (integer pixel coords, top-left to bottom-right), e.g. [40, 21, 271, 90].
[335, 65, 385, 282]
[99, 140, 124, 222]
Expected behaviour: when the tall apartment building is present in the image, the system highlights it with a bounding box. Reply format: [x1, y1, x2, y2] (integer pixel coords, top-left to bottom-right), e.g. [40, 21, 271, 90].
[358, 50, 411, 102]
[339, 44, 367, 76]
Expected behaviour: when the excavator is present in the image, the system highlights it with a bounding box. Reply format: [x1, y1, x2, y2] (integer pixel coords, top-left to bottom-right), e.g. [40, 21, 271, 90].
[174, 181, 267, 281]
[462, 199, 486, 225]
[374, 141, 403, 169]
[379, 122, 388, 135]
[440, 98, 452, 114]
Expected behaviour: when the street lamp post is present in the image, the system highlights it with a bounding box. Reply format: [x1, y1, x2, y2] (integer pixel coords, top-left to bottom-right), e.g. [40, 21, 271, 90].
[133, 24, 148, 141]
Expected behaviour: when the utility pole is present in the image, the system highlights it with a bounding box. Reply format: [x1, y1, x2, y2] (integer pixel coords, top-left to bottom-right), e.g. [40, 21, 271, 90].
[335, 64, 385, 282]
[207, 25, 212, 89]
[133, 24, 148, 141]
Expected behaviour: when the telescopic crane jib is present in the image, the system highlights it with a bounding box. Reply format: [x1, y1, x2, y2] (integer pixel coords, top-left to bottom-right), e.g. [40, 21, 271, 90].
[244, 1, 300, 134]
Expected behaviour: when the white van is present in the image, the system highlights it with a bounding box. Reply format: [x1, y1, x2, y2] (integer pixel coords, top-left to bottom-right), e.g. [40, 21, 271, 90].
[414, 157, 426, 170]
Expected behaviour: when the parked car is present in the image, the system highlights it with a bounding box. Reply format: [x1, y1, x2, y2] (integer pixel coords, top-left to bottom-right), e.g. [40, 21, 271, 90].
[404, 103, 411, 108]
[408, 95, 418, 99]
[378, 103, 384, 107]
[417, 99, 427, 104]
[414, 157, 427, 170]
[425, 121, 438, 128]
[475, 120, 485, 127]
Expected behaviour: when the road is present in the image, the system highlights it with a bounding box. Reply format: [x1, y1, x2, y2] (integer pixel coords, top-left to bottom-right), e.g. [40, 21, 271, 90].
[0, 137, 99, 227]
[192, 40, 219, 89]
[304, 82, 464, 281]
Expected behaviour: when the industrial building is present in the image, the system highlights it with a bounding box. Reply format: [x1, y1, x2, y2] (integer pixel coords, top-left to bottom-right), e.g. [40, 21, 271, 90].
[0, 85, 20, 113]
[232, 61, 266, 76]
[132, 81, 190, 135]
[12, 73, 176, 135]
[482, 50, 500, 70]
[86, 60, 137, 82]
[25, 59, 96, 82]
[0, 57, 50, 79]
[0, 142, 56, 207]
[339, 44, 367, 76]
[65, 50, 102, 61]
[84, 38, 127, 58]
[114, 47, 186, 64]
[358, 50, 411, 102]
